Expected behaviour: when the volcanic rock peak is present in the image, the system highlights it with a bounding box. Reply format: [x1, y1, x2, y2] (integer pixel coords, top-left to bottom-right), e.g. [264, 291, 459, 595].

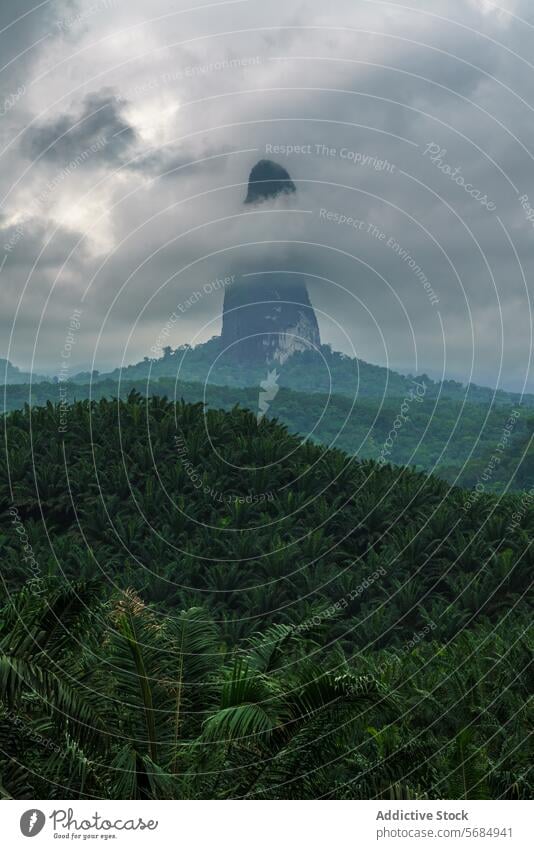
[220, 160, 319, 365]
[244, 159, 296, 204]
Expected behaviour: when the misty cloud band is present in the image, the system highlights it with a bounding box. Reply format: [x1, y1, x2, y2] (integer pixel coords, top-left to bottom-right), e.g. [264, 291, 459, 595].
[151, 276, 235, 356]
[319, 210, 439, 306]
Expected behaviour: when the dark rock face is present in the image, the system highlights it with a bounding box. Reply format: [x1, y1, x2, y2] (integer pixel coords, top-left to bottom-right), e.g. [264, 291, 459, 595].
[244, 159, 296, 204]
[220, 161, 320, 365]
[220, 273, 321, 364]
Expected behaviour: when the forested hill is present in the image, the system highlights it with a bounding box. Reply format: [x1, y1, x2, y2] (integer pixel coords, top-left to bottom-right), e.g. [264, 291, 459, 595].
[0, 396, 531, 799]
[0, 358, 48, 384]
[3, 377, 533, 491]
[80, 341, 534, 407]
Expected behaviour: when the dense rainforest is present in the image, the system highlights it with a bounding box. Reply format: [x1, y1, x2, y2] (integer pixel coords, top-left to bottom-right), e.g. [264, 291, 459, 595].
[3, 375, 533, 492]
[0, 394, 532, 799]
[89, 341, 534, 408]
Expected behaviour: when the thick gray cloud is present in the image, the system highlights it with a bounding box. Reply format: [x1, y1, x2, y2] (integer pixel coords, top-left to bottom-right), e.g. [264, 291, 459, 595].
[0, 1, 57, 94]
[21, 88, 137, 166]
[0, 0, 532, 392]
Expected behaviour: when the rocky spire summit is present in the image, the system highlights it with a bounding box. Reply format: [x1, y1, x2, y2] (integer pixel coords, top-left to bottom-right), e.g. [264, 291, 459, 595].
[244, 159, 296, 204]
[220, 160, 320, 365]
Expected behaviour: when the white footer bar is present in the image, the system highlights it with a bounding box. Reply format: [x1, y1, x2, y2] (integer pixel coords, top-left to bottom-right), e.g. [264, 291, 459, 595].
[3, 800, 531, 848]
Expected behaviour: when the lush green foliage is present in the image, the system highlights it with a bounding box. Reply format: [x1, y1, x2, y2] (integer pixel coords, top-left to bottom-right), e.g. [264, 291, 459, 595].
[0, 396, 532, 798]
[4, 376, 533, 492]
[0, 359, 48, 385]
[80, 341, 534, 407]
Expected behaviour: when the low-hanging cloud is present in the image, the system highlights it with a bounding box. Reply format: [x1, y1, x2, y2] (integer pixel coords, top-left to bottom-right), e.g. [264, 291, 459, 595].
[21, 88, 137, 167]
[0, 0, 532, 393]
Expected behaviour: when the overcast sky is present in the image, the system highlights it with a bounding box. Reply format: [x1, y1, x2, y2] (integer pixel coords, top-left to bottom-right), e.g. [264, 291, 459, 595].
[1, 0, 533, 391]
